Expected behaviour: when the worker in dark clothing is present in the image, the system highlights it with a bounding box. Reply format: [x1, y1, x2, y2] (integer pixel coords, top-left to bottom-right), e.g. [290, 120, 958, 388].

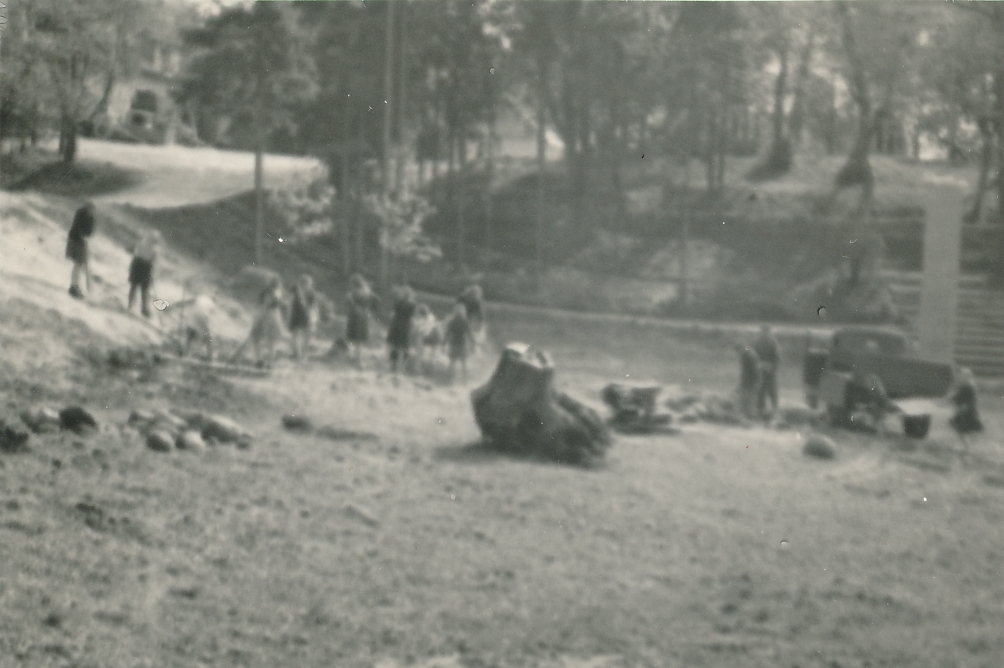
[753, 325, 781, 419]
[950, 368, 983, 436]
[66, 201, 96, 299]
[386, 285, 417, 375]
[735, 342, 761, 419]
[444, 300, 477, 384]
[458, 284, 486, 352]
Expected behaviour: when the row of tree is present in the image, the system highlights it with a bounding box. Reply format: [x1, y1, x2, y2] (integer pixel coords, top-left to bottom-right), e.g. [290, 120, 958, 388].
[6, 1, 1004, 276]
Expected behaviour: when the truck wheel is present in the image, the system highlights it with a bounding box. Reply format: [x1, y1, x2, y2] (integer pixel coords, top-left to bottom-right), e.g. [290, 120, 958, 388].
[902, 414, 931, 439]
[827, 405, 851, 428]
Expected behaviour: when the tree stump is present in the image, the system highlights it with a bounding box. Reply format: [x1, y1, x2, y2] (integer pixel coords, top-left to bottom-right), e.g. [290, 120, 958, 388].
[471, 343, 611, 466]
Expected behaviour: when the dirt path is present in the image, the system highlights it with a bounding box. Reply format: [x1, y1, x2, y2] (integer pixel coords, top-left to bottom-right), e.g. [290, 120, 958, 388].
[78, 138, 322, 209]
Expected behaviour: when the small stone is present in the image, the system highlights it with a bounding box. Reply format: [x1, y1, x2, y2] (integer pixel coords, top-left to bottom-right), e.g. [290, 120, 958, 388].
[281, 414, 314, 432]
[803, 434, 837, 460]
[316, 425, 377, 441]
[152, 409, 188, 433]
[59, 406, 98, 433]
[343, 503, 380, 528]
[0, 422, 31, 453]
[21, 407, 62, 434]
[146, 430, 175, 453]
[200, 415, 248, 444]
[127, 409, 156, 428]
[176, 430, 206, 453]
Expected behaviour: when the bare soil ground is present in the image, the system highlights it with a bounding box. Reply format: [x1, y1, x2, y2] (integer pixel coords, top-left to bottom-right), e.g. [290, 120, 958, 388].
[1, 140, 1002, 668]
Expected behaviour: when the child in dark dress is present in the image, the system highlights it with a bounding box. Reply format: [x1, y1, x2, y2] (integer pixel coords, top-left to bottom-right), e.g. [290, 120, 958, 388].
[66, 201, 96, 299]
[386, 285, 416, 375]
[343, 274, 377, 367]
[950, 368, 983, 436]
[444, 300, 476, 384]
[735, 342, 761, 419]
[458, 284, 486, 352]
[128, 229, 160, 317]
[289, 274, 318, 360]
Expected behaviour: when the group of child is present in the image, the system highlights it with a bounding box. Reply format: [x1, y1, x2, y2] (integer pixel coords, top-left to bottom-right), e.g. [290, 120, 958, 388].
[343, 274, 485, 383]
[65, 202, 484, 382]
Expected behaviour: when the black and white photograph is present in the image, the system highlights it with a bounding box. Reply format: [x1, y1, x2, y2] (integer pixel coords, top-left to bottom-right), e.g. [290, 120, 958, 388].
[1, 0, 1003, 666]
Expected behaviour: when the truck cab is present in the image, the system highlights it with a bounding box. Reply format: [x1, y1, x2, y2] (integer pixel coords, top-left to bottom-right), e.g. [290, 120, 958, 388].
[804, 326, 955, 436]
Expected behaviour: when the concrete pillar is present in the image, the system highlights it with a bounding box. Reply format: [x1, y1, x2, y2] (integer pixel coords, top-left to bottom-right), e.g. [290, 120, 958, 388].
[917, 184, 965, 364]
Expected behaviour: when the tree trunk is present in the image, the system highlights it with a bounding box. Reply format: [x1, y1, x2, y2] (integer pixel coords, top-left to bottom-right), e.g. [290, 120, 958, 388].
[771, 45, 789, 149]
[705, 110, 716, 194]
[536, 55, 548, 294]
[457, 136, 466, 271]
[61, 112, 78, 163]
[834, 2, 874, 201]
[395, 2, 408, 195]
[789, 32, 814, 146]
[471, 344, 611, 466]
[254, 144, 264, 266]
[994, 70, 1004, 223]
[380, 0, 395, 295]
[485, 110, 496, 250]
[341, 102, 353, 275]
[965, 125, 993, 223]
[356, 118, 366, 272]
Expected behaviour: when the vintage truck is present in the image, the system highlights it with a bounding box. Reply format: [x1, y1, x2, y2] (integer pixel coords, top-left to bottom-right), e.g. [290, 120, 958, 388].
[803, 326, 956, 438]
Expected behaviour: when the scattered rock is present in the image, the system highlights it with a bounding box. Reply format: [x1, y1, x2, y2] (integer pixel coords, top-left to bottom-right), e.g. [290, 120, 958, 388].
[176, 430, 206, 453]
[316, 425, 378, 441]
[343, 503, 380, 528]
[146, 430, 175, 453]
[170, 409, 204, 425]
[152, 409, 188, 434]
[127, 409, 156, 429]
[0, 421, 31, 453]
[803, 434, 837, 460]
[59, 406, 98, 433]
[20, 407, 62, 434]
[167, 585, 200, 599]
[200, 414, 248, 444]
[282, 414, 314, 432]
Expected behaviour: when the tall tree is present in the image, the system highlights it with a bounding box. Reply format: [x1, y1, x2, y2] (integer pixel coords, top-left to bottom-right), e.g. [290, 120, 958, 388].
[830, 2, 924, 206]
[177, 3, 317, 266]
[4, 0, 150, 162]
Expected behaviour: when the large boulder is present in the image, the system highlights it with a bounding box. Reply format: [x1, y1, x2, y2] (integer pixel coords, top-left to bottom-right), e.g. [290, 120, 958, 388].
[0, 421, 31, 453]
[198, 414, 251, 446]
[60, 406, 98, 434]
[146, 430, 175, 453]
[20, 407, 62, 434]
[803, 433, 837, 460]
[177, 430, 206, 453]
[471, 343, 611, 466]
[282, 414, 314, 432]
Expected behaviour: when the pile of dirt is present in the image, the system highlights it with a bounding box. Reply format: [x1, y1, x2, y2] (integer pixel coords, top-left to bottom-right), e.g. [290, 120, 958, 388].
[665, 391, 746, 426]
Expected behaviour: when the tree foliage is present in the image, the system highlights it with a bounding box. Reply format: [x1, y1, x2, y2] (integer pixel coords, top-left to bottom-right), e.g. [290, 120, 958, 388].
[365, 190, 441, 265]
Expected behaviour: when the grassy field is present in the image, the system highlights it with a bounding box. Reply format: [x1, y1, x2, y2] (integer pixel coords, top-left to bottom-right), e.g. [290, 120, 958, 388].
[2, 294, 1003, 668]
[2, 140, 1002, 668]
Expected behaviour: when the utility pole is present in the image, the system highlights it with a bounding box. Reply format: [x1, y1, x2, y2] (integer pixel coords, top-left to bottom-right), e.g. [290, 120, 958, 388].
[380, 0, 395, 294]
